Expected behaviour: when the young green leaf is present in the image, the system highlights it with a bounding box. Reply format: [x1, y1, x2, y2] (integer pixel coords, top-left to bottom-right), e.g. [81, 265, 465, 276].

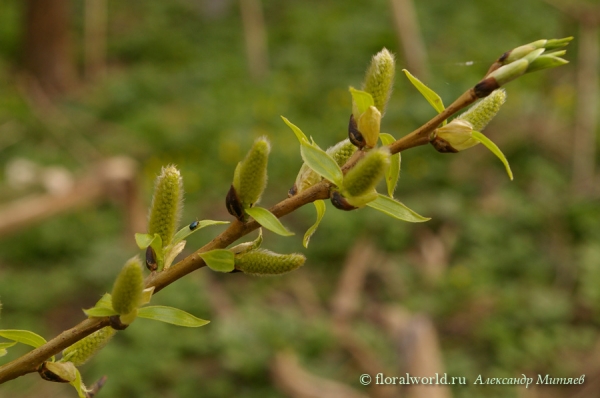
[403, 69, 446, 123]
[0, 341, 17, 357]
[199, 249, 235, 272]
[366, 194, 430, 222]
[303, 200, 326, 248]
[137, 305, 210, 327]
[0, 329, 47, 349]
[379, 133, 401, 197]
[245, 206, 295, 236]
[83, 306, 119, 318]
[134, 233, 155, 249]
[69, 368, 85, 398]
[471, 131, 513, 180]
[300, 140, 344, 187]
[281, 116, 308, 143]
[231, 229, 263, 255]
[349, 87, 375, 115]
[172, 220, 229, 244]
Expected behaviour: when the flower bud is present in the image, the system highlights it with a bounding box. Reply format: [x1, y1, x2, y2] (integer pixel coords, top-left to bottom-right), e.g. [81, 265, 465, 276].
[362, 48, 395, 115]
[62, 327, 116, 366]
[356, 106, 382, 148]
[232, 136, 270, 209]
[342, 147, 390, 198]
[458, 89, 506, 132]
[434, 119, 476, 152]
[111, 257, 144, 319]
[148, 165, 183, 247]
[234, 249, 305, 276]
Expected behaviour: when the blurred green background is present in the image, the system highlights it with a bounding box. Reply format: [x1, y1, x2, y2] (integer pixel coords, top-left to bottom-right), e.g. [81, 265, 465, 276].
[0, 0, 598, 397]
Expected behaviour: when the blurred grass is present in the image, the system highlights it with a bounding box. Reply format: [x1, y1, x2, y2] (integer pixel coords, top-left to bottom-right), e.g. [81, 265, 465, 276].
[0, 0, 597, 397]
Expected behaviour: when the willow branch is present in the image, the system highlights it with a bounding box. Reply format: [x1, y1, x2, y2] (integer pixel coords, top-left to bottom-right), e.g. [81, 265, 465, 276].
[0, 85, 481, 384]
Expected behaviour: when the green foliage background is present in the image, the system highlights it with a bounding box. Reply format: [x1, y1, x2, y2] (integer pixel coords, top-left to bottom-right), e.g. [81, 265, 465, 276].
[0, 1, 597, 397]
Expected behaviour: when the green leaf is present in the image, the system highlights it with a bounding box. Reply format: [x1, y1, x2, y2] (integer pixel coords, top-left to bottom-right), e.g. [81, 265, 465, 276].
[83, 306, 119, 318]
[69, 367, 86, 398]
[300, 141, 344, 187]
[0, 341, 17, 349]
[303, 200, 326, 248]
[349, 87, 375, 115]
[0, 341, 17, 356]
[138, 306, 210, 327]
[471, 131, 513, 180]
[134, 233, 154, 249]
[199, 249, 235, 272]
[172, 220, 229, 245]
[83, 293, 119, 317]
[231, 229, 263, 255]
[379, 133, 401, 197]
[140, 287, 155, 306]
[281, 116, 308, 143]
[403, 69, 446, 124]
[0, 329, 47, 349]
[367, 194, 431, 223]
[245, 207, 295, 236]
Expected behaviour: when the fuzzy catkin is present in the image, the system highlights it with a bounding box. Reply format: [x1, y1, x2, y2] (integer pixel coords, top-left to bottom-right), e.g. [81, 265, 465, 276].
[111, 257, 144, 316]
[235, 249, 305, 276]
[233, 137, 270, 208]
[458, 89, 506, 131]
[343, 147, 390, 197]
[148, 165, 183, 247]
[362, 48, 395, 115]
[62, 327, 116, 366]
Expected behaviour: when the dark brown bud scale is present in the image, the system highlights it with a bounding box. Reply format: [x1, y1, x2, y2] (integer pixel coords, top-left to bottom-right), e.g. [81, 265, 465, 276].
[348, 114, 366, 148]
[109, 315, 129, 330]
[474, 78, 500, 98]
[225, 185, 245, 221]
[330, 191, 358, 211]
[430, 136, 459, 153]
[145, 246, 157, 272]
[38, 363, 70, 383]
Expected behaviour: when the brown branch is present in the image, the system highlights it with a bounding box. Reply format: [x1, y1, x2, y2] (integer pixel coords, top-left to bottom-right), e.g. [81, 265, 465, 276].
[0, 83, 481, 383]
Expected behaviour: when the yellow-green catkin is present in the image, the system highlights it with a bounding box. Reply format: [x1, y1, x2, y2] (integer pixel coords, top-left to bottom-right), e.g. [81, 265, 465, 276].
[148, 165, 183, 247]
[111, 257, 144, 316]
[233, 136, 270, 208]
[458, 89, 507, 132]
[328, 139, 357, 166]
[362, 48, 395, 115]
[62, 327, 116, 366]
[234, 249, 305, 276]
[342, 147, 390, 197]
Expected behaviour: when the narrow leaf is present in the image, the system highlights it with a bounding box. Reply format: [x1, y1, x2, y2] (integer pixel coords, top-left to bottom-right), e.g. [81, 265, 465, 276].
[245, 207, 295, 236]
[138, 306, 210, 327]
[0, 341, 17, 350]
[379, 133, 401, 197]
[83, 293, 118, 317]
[367, 194, 430, 222]
[471, 131, 513, 180]
[281, 116, 308, 143]
[199, 249, 235, 272]
[172, 220, 229, 245]
[300, 141, 343, 187]
[231, 229, 263, 255]
[69, 368, 86, 398]
[0, 341, 17, 357]
[83, 306, 119, 318]
[403, 69, 446, 123]
[349, 87, 375, 115]
[303, 200, 326, 248]
[0, 329, 47, 349]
